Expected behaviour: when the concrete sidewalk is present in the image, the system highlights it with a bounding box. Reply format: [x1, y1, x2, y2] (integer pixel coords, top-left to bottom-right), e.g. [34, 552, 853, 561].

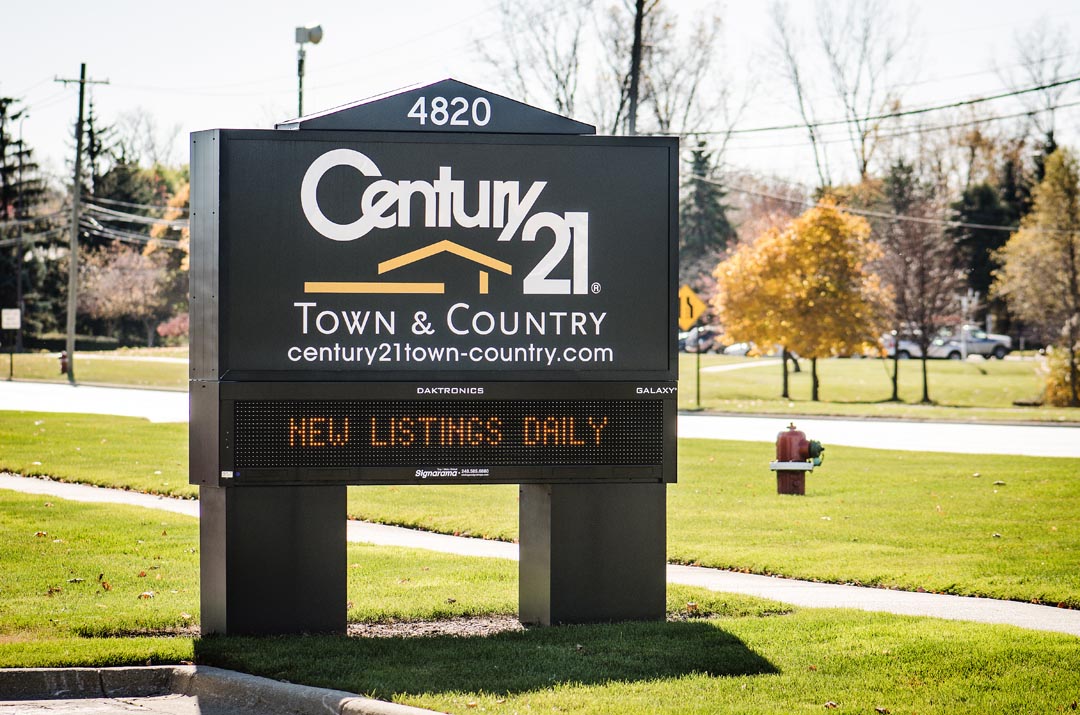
[2, 473, 1077, 638]
[0, 665, 435, 714]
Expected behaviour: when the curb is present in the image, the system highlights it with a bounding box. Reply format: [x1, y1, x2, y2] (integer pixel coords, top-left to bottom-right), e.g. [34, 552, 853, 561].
[0, 665, 441, 715]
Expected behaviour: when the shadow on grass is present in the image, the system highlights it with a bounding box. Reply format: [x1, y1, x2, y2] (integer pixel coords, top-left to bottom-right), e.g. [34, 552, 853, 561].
[194, 619, 778, 698]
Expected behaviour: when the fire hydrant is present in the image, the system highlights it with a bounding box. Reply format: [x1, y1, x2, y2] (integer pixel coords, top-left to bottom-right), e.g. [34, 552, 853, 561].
[59, 351, 69, 374]
[769, 423, 824, 495]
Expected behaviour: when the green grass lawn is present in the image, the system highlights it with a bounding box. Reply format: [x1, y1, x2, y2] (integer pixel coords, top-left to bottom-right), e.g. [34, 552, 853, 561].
[3, 349, 188, 390]
[3, 411, 1078, 606]
[680, 353, 1080, 422]
[1, 491, 1078, 714]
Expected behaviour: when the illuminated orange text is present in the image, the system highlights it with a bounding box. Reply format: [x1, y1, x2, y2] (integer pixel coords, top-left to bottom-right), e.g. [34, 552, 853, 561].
[523, 416, 608, 446]
[370, 416, 504, 447]
[288, 417, 350, 447]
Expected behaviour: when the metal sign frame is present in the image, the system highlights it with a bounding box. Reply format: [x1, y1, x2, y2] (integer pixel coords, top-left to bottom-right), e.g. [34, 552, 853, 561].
[191, 128, 679, 487]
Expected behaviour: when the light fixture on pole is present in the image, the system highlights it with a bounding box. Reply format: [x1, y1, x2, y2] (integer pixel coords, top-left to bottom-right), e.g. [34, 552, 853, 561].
[295, 24, 323, 117]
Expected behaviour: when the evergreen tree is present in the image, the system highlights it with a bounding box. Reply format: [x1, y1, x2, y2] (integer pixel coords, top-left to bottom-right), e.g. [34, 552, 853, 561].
[0, 98, 58, 342]
[999, 148, 1033, 223]
[679, 142, 735, 263]
[950, 183, 1011, 308]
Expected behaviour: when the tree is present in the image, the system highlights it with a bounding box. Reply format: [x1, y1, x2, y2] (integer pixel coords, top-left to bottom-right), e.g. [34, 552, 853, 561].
[713, 200, 890, 400]
[78, 245, 170, 346]
[146, 181, 191, 332]
[0, 97, 58, 344]
[480, 1, 734, 139]
[993, 148, 1080, 407]
[876, 159, 963, 404]
[949, 182, 1013, 325]
[680, 142, 736, 289]
[1000, 17, 1075, 156]
[770, 0, 915, 186]
[478, 0, 595, 117]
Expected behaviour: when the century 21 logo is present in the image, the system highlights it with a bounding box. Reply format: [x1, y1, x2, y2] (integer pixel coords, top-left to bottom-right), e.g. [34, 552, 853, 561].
[300, 148, 590, 295]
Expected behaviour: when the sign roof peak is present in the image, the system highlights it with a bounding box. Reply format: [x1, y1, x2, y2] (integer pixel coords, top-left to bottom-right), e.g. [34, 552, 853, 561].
[275, 78, 595, 135]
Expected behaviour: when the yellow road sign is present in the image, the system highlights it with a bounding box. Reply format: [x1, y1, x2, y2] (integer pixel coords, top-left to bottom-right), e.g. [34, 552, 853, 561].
[678, 285, 707, 331]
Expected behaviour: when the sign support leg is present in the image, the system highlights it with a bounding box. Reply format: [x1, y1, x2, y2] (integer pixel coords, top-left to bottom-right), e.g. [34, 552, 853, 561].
[519, 482, 666, 625]
[200, 484, 346, 635]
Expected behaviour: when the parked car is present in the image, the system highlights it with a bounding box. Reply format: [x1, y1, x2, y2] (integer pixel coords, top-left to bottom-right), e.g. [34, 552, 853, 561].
[722, 341, 754, 356]
[681, 325, 724, 353]
[927, 325, 1012, 360]
[882, 330, 922, 359]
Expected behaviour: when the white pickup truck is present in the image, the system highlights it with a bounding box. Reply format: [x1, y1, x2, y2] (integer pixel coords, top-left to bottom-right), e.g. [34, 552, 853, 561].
[884, 325, 1012, 360]
[928, 325, 1012, 360]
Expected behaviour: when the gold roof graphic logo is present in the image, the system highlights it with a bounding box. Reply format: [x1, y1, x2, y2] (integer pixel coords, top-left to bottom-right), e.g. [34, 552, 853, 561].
[304, 239, 512, 296]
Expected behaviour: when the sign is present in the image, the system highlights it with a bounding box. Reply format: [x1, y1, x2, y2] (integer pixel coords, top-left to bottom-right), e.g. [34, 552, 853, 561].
[678, 285, 707, 331]
[1, 309, 20, 331]
[191, 81, 679, 487]
[199, 132, 676, 383]
[192, 80, 676, 635]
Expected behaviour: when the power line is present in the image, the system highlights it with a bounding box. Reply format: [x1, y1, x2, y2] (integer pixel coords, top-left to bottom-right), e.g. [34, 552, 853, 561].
[0, 210, 68, 229]
[0, 226, 67, 248]
[87, 195, 187, 214]
[682, 75, 1080, 137]
[78, 218, 183, 249]
[84, 202, 188, 229]
[693, 174, 1048, 236]
[719, 100, 1080, 152]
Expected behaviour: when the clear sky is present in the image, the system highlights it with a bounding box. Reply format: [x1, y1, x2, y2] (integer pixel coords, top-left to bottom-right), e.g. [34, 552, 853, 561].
[4, 0, 1079, 186]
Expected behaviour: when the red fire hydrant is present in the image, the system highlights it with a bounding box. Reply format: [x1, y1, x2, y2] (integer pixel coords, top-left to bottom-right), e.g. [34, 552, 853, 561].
[59, 351, 69, 374]
[769, 423, 825, 495]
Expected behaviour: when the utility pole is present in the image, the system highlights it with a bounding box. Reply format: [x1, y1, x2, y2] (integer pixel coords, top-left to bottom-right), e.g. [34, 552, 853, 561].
[627, 0, 645, 136]
[55, 64, 108, 385]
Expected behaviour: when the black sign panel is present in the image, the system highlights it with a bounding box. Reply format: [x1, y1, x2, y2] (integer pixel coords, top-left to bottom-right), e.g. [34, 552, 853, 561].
[214, 381, 676, 486]
[198, 130, 677, 383]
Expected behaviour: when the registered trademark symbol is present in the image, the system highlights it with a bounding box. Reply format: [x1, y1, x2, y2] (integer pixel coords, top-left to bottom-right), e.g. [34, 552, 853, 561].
[591, 282, 602, 294]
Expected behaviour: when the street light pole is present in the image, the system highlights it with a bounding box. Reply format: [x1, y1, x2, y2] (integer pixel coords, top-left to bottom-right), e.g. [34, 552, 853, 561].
[297, 43, 306, 117]
[295, 25, 323, 117]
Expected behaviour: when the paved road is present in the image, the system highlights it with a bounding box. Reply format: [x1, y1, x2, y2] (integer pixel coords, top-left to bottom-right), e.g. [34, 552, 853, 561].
[2, 381, 1078, 456]
[3, 474, 1078, 637]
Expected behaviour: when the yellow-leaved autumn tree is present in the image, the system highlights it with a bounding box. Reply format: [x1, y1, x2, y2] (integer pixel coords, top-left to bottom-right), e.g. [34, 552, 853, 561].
[713, 199, 891, 400]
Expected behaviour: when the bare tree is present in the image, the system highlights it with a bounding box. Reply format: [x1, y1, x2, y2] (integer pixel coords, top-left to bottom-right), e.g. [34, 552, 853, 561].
[817, 0, 912, 181]
[78, 245, 170, 346]
[646, 8, 752, 143]
[770, 0, 916, 186]
[770, 2, 832, 188]
[1000, 16, 1076, 145]
[876, 159, 965, 403]
[115, 108, 181, 167]
[477, 0, 595, 116]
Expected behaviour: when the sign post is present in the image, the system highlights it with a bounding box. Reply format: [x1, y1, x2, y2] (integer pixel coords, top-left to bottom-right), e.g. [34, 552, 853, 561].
[2, 309, 19, 380]
[190, 80, 678, 634]
[678, 285, 707, 409]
